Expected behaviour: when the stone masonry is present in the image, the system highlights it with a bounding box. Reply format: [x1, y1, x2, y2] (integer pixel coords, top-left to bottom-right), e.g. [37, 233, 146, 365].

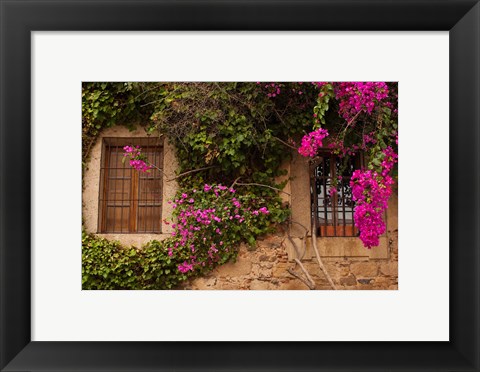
[183, 224, 398, 290]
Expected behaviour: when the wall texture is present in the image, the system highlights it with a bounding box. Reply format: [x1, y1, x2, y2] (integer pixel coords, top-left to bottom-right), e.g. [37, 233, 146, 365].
[183, 192, 398, 290]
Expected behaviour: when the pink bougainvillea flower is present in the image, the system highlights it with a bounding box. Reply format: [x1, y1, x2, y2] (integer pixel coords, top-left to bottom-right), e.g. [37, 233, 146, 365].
[178, 261, 194, 273]
[350, 147, 397, 248]
[298, 128, 329, 158]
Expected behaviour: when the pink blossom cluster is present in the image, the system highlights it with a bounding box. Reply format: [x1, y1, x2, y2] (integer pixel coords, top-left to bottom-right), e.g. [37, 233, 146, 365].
[290, 82, 304, 96]
[311, 82, 328, 89]
[258, 82, 282, 98]
[350, 147, 397, 248]
[327, 139, 364, 158]
[128, 159, 151, 172]
[363, 132, 377, 146]
[324, 131, 382, 159]
[258, 82, 305, 97]
[393, 131, 398, 145]
[169, 184, 270, 274]
[123, 145, 152, 173]
[298, 128, 329, 157]
[178, 261, 194, 273]
[252, 207, 269, 215]
[334, 82, 389, 121]
[380, 146, 398, 177]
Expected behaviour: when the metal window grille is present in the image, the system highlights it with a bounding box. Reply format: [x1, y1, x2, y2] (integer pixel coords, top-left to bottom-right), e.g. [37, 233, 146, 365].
[310, 151, 363, 237]
[97, 137, 163, 234]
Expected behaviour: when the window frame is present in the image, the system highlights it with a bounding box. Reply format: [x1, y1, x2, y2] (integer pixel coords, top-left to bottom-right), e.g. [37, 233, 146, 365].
[310, 150, 364, 238]
[97, 137, 164, 234]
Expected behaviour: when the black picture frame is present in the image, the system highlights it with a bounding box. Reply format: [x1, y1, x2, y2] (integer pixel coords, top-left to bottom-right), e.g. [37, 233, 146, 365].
[1, 1, 479, 371]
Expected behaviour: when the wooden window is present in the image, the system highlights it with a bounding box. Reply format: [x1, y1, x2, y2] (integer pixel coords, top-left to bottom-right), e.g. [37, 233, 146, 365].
[311, 151, 364, 237]
[98, 137, 163, 233]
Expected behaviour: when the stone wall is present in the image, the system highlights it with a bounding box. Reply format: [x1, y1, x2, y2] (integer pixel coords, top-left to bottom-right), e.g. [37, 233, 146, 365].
[184, 192, 398, 290]
[183, 225, 398, 290]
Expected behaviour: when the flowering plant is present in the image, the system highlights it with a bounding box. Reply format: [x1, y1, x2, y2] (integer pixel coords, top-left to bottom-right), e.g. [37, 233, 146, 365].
[334, 82, 389, 121]
[168, 184, 274, 274]
[298, 128, 329, 157]
[350, 147, 397, 247]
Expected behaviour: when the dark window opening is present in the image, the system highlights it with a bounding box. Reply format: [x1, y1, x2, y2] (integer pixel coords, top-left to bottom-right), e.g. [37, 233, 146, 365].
[311, 151, 363, 237]
[98, 137, 163, 233]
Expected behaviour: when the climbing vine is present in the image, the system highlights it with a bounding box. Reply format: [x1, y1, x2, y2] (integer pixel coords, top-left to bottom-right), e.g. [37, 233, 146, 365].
[82, 82, 153, 162]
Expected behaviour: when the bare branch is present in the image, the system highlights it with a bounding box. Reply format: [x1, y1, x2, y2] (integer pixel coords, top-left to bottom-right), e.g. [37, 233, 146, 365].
[286, 224, 307, 260]
[311, 226, 337, 290]
[290, 219, 310, 234]
[281, 219, 317, 290]
[134, 84, 160, 100]
[139, 99, 164, 108]
[139, 162, 166, 177]
[294, 258, 316, 289]
[229, 177, 241, 190]
[235, 182, 291, 196]
[273, 136, 298, 151]
[273, 107, 288, 126]
[166, 166, 217, 182]
[343, 110, 362, 133]
[287, 268, 315, 290]
[286, 233, 301, 259]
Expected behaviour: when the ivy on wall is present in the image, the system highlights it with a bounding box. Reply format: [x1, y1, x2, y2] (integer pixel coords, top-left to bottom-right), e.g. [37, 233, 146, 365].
[82, 232, 189, 290]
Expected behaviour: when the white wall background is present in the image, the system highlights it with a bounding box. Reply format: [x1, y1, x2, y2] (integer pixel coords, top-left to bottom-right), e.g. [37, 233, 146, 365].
[32, 32, 449, 341]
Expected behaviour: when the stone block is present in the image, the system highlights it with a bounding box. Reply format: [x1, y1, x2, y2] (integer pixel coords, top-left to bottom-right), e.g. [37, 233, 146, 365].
[379, 261, 398, 277]
[214, 256, 252, 277]
[323, 262, 350, 278]
[372, 277, 397, 289]
[273, 263, 289, 278]
[250, 280, 276, 290]
[191, 277, 217, 289]
[282, 279, 310, 290]
[340, 274, 357, 286]
[350, 262, 378, 277]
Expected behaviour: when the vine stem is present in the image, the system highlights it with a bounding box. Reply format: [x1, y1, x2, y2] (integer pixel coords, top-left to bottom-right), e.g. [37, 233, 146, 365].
[229, 177, 241, 190]
[283, 220, 315, 289]
[166, 166, 217, 182]
[134, 157, 216, 183]
[342, 110, 362, 134]
[273, 136, 298, 151]
[235, 182, 291, 196]
[287, 265, 315, 290]
[294, 258, 316, 289]
[311, 225, 337, 290]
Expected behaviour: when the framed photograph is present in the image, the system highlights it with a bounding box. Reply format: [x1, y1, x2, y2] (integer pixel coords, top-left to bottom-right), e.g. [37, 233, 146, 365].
[1, 1, 479, 371]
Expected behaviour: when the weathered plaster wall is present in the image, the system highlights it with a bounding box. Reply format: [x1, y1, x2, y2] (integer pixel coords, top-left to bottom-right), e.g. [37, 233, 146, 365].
[82, 126, 179, 247]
